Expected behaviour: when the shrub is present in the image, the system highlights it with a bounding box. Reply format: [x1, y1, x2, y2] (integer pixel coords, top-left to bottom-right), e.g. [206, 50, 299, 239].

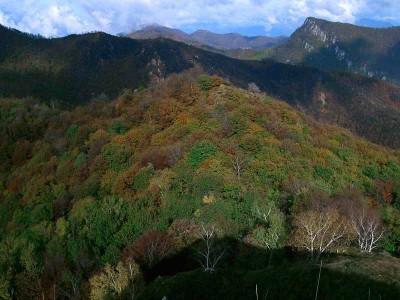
[314, 165, 333, 181]
[380, 161, 400, 180]
[66, 125, 79, 140]
[122, 230, 174, 268]
[362, 165, 378, 179]
[188, 140, 219, 168]
[74, 152, 87, 171]
[133, 164, 154, 191]
[110, 120, 128, 135]
[197, 75, 223, 91]
[141, 148, 168, 170]
[102, 143, 132, 171]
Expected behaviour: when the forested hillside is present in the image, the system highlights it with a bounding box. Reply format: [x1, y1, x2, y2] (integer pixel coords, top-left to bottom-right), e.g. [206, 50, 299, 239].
[267, 17, 400, 83]
[1, 74, 399, 299]
[1, 24, 400, 149]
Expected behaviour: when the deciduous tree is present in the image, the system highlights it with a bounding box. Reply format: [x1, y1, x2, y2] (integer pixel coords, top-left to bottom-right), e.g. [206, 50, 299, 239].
[250, 201, 286, 250]
[195, 223, 224, 272]
[90, 261, 142, 300]
[122, 231, 173, 269]
[292, 208, 350, 259]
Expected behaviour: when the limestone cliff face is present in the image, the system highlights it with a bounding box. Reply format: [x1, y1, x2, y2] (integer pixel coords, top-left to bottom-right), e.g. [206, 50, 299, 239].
[299, 18, 384, 79]
[271, 17, 400, 83]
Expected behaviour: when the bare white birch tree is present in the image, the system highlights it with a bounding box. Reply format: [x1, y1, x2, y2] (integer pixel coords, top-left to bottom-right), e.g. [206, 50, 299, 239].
[335, 193, 385, 254]
[292, 209, 349, 259]
[196, 223, 224, 272]
[350, 208, 384, 253]
[232, 155, 245, 181]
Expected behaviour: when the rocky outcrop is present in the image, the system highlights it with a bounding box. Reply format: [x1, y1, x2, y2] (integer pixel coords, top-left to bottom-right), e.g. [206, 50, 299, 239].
[270, 17, 400, 83]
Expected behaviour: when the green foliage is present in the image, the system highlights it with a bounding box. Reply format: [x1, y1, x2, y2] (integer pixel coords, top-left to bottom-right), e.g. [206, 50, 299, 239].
[30, 203, 53, 224]
[133, 165, 155, 191]
[75, 173, 100, 199]
[110, 120, 128, 135]
[197, 75, 225, 91]
[192, 170, 224, 197]
[67, 124, 79, 140]
[87, 196, 127, 253]
[250, 200, 286, 250]
[380, 161, 400, 181]
[1, 74, 400, 297]
[197, 75, 214, 91]
[74, 152, 87, 170]
[362, 165, 378, 179]
[136, 85, 145, 92]
[314, 165, 333, 181]
[382, 206, 400, 255]
[188, 140, 219, 168]
[102, 143, 132, 171]
[230, 113, 248, 136]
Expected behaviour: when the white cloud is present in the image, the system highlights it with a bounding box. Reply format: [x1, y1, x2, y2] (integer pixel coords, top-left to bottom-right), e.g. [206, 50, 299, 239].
[0, 0, 398, 37]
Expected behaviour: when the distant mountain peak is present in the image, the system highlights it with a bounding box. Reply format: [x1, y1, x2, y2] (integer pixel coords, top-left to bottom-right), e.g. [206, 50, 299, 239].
[140, 23, 169, 30]
[129, 25, 287, 50]
[192, 29, 211, 34]
[303, 16, 328, 25]
[269, 17, 400, 84]
[304, 16, 320, 23]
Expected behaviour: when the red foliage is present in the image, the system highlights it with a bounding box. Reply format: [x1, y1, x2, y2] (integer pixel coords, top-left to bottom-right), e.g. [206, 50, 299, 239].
[12, 140, 32, 167]
[6, 174, 24, 195]
[198, 160, 212, 169]
[375, 180, 395, 204]
[140, 148, 169, 170]
[52, 195, 70, 220]
[122, 230, 174, 268]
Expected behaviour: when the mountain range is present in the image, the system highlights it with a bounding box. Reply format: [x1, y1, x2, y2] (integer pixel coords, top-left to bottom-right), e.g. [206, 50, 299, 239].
[128, 19, 400, 85]
[1, 24, 400, 148]
[267, 17, 400, 83]
[128, 24, 288, 50]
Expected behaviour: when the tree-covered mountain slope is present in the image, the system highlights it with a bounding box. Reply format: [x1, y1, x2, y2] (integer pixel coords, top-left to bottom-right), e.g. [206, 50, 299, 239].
[0, 74, 399, 298]
[1, 24, 400, 148]
[267, 17, 400, 83]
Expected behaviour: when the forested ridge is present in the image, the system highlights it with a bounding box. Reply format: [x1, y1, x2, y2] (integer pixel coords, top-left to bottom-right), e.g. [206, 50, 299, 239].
[2, 24, 400, 149]
[265, 17, 400, 84]
[0, 73, 399, 299]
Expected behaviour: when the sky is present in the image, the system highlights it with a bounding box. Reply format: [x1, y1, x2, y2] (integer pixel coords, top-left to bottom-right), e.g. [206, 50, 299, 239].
[0, 0, 399, 37]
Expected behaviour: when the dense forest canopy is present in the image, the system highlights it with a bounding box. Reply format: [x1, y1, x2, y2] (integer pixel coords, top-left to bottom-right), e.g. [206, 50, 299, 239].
[0, 73, 399, 299]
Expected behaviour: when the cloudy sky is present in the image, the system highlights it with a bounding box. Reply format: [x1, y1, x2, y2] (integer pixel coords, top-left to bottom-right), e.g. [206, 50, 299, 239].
[0, 0, 399, 37]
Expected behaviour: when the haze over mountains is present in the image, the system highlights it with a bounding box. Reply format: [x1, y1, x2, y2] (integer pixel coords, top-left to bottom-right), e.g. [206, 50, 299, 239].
[128, 24, 288, 50]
